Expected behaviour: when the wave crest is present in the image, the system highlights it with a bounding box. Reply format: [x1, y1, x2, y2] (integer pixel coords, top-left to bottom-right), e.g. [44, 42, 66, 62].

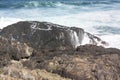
[0, 0, 120, 9]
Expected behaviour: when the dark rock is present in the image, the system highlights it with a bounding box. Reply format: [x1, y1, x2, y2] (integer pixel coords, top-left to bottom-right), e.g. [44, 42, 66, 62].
[0, 21, 104, 50]
[0, 51, 10, 68]
[76, 44, 120, 56]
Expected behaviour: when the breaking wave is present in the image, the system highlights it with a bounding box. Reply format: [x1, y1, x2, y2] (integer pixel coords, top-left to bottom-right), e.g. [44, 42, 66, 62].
[0, 0, 120, 9]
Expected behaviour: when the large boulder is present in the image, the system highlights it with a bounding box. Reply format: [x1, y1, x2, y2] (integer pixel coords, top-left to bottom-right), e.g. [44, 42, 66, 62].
[0, 21, 105, 50]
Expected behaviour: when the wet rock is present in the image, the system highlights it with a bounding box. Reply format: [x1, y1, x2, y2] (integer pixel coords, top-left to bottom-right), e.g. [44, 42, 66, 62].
[0, 21, 104, 50]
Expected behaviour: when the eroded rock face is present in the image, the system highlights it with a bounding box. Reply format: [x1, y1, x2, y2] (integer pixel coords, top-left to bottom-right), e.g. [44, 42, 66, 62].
[22, 45, 120, 80]
[0, 21, 105, 50]
[0, 36, 33, 61]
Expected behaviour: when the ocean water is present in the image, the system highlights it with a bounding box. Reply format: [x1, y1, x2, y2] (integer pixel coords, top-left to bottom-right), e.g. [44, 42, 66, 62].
[0, 0, 120, 48]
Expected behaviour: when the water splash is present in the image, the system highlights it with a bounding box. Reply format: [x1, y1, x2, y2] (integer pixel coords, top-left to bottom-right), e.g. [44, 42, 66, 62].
[69, 30, 80, 48]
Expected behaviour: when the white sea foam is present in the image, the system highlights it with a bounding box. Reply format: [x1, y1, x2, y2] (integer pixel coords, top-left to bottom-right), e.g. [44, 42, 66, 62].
[0, 5, 120, 49]
[46, 10, 120, 33]
[30, 22, 52, 31]
[70, 30, 80, 48]
[100, 34, 120, 49]
[81, 33, 91, 45]
[0, 17, 23, 29]
[1, 10, 120, 31]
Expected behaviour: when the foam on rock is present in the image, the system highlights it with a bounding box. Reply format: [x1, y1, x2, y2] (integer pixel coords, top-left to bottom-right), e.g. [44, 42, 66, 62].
[0, 21, 107, 50]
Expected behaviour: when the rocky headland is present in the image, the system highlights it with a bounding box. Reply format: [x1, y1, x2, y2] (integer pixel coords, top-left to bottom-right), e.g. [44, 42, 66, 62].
[0, 21, 119, 80]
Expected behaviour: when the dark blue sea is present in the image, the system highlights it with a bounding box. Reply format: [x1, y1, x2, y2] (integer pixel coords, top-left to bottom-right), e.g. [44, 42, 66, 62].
[0, 0, 120, 48]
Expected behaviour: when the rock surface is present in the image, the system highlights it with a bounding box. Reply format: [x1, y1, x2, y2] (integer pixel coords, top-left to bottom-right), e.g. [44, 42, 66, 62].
[0, 21, 119, 80]
[0, 36, 33, 63]
[22, 45, 120, 80]
[0, 60, 71, 80]
[0, 21, 106, 50]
